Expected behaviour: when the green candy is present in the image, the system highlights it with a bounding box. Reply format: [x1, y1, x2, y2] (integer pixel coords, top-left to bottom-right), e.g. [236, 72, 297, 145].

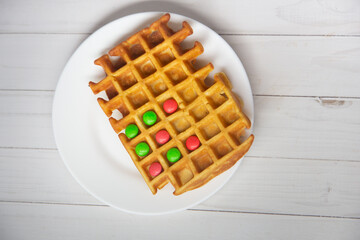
[135, 142, 150, 157]
[143, 111, 157, 126]
[167, 148, 181, 163]
[125, 124, 139, 139]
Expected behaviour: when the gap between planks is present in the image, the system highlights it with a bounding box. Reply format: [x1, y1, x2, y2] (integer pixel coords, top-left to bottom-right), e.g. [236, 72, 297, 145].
[0, 89, 360, 100]
[0, 200, 359, 220]
[0, 32, 359, 37]
[0, 146, 358, 164]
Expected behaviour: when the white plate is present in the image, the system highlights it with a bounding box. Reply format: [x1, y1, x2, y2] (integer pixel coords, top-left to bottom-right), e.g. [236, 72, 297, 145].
[53, 12, 254, 215]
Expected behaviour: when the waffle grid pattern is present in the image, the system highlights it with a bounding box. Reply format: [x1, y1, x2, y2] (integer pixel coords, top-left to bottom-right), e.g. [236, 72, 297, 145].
[89, 14, 254, 195]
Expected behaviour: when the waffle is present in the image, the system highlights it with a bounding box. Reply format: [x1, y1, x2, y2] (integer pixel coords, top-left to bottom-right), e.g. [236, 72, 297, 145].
[89, 13, 254, 195]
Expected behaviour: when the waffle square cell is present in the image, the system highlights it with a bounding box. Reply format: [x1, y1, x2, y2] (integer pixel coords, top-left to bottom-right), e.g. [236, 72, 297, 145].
[150, 128, 172, 147]
[179, 132, 201, 153]
[135, 58, 157, 78]
[189, 104, 209, 122]
[154, 48, 175, 66]
[170, 116, 191, 134]
[199, 77, 215, 91]
[210, 137, 233, 159]
[173, 167, 194, 186]
[105, 85, 118, 100]
[165, 64, 187, 85]
[143, 160, 163, 180]
[199, 122, 221, 140]
[228, 123, 247, 146]
[146, 30, 164, 48]
[191, 150, 214, 173]
[207, 91, 228, 109]
[160, 146, 181, 166]
[115, 102, 130, 118]
[111, 56, 127, 71]
[126, 87, 149, 109]
[115, 70, 138, 91]
[145, 77, 168, 97]
[177, 85, 198, 104]
[131, 139, 153, 162]
[127, 43, 145, 60]
[218, 105, 240, 127]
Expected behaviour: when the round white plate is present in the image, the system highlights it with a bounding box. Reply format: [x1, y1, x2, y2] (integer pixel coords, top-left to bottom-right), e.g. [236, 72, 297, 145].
[53, 12, 254, 215]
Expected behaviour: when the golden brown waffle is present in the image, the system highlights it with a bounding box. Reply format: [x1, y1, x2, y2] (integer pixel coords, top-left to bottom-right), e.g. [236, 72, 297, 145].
[89, 13, 254, 195]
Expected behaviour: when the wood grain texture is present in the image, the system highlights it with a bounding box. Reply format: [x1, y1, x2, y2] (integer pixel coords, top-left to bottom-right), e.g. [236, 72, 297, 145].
[1, 148, 360, 218]
[1, 0, 360, 237]
[1, 91, 359, 161]
[0, 0, 359, 35]
[1, 34, 359, 98]
[1, 202, 360, 240]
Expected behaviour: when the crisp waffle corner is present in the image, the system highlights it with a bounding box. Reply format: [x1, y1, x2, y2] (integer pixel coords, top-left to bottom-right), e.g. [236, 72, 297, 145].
[89, 13, 254, 195]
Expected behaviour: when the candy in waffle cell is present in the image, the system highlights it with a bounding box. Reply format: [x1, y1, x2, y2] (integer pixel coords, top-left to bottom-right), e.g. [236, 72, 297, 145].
[155, 129, 170, 145]
[142, 110, 158, 126]
[125, 123, 139, 139]
[122, 136, 153, 162]
[150, 128, 172, 146]
[142, 160, 164, 179]
[135, 142, 150, 157]
[178, 131, 201, 154]
[162, 99, 178, 114]
[185, 135, 201, 151]
[166, 147, 182, 163]
[136, 108, 162, 129]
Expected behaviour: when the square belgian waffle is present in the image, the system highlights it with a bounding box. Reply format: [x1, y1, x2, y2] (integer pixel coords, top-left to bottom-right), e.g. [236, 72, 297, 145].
[89, 13, 254, 195]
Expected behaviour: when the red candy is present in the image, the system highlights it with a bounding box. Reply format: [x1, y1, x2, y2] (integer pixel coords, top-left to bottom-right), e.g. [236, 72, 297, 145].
[186, 135, 200, 151]
[155, 130, 170, 145]
[163, 99, 178, 114]
[149, 162, 162, 177]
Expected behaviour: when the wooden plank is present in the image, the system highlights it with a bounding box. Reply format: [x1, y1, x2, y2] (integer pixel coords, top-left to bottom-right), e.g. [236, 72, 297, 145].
[199, 156, 360, 218]
[251, 95, 360, 161]
[1, 148, 360, 218]
[1, 34, 359, 98]
[0, 0, 359, 35]
[227, 35, 360, 98]
[1, 91, 359, 161]
[0, 149, 100, 205]
[0, 202, 359, 240]
[0, 34, 86, 91]
[0, 91, 54, 149]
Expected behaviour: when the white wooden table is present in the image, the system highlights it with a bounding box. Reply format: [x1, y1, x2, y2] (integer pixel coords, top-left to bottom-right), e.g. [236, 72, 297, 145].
[1, 0, 360, 239]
